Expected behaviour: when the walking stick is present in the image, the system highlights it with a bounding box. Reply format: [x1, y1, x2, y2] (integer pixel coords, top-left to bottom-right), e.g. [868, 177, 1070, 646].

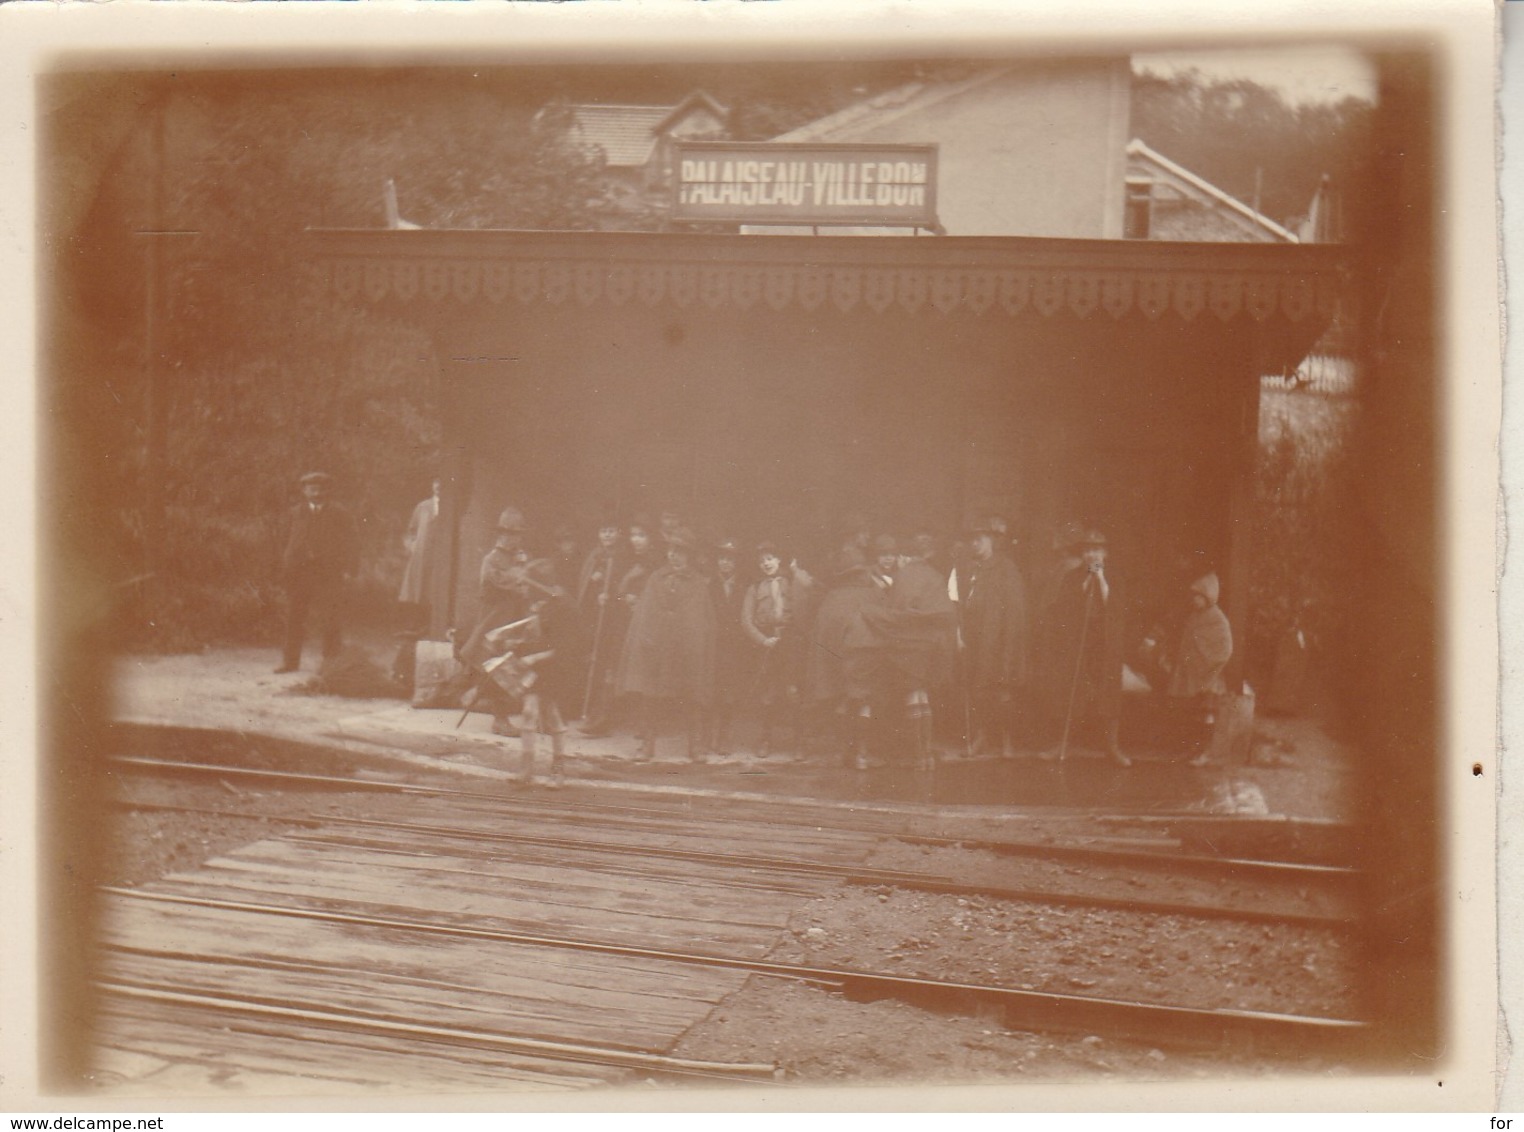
[1057, 574, 1096, 763]
[961, 677, 974, 760]
[956, 628, 974, 760]
[580, 557, 615, 721]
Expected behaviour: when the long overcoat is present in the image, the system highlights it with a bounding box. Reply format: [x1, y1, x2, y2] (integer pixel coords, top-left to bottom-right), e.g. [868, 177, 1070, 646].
[397, 497, 440, 604]
[1041, 565, 1126, 722]
[861, 557, 959, 688]
[960, 552, 1030, 691]
[615, 564, 717, 703]
[805, 565, 882, 706]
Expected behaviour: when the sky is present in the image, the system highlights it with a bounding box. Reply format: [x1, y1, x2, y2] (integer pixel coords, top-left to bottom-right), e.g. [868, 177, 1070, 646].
[1132, 47, 1378, 105]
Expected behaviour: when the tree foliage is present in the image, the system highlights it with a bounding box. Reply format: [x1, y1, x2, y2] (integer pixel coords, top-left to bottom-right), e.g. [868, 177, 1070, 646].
[83, 73, 623, 648]
[1131, 69, 1375, 229]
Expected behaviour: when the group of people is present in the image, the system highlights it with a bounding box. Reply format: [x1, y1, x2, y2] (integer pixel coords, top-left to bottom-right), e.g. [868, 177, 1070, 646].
[436, 505, 1235, 780]
[273, 473, 1236, 782]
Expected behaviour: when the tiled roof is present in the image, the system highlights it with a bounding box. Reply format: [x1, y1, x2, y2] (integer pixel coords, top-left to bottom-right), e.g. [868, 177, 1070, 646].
[568, 105, 671, 167]
[566, 93, 730, 168]
[769, 69, 1014, 142]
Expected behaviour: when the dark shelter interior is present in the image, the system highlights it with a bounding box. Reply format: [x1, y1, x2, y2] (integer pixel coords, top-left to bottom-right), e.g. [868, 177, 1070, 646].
[310, 229, 1341, 667]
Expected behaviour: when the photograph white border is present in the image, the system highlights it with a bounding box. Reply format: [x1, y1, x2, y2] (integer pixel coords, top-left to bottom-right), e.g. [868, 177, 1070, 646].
[0, 0, 1502, 1113]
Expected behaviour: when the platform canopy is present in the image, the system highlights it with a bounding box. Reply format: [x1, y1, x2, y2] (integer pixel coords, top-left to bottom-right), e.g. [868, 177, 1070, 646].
[308, 227, 1343, 327]
[306, 227, 1346, 640]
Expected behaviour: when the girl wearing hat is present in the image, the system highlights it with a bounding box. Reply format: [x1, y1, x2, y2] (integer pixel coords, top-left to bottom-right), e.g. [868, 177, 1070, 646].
[1162, 572, 1234, 766]
[741, 542, 814, 756]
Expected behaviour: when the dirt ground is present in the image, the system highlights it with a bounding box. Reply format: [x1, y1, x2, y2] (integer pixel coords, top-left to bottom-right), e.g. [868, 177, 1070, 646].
[103, 774, 1366, 1090]
[94, 644, 1369, 1090]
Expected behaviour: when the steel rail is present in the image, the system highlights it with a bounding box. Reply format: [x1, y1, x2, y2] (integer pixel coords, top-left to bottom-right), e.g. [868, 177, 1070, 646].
[103, 885, 1368, 1053]
[297, 813, 1358, 929]
[109, 798, 1355, 928]
[894, 832, 1358, 885]
[96, 979, 777, 1084]
[111, 754, 1357, 884]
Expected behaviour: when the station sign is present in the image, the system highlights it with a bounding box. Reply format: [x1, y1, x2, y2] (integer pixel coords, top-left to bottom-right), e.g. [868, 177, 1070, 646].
[671, 141, 940, 229]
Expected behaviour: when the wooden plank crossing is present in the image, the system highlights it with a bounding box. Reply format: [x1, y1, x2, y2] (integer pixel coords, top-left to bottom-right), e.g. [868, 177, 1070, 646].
[93, 995, 622, 1094]
[95, 804, 878, 1094]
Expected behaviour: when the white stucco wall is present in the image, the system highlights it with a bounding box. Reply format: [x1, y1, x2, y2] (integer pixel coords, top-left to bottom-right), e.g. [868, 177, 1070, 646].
[748, 61, 1131, 238]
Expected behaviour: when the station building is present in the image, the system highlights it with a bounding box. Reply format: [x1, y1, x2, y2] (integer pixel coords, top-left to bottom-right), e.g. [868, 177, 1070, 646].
[314, 60, 1345, 660]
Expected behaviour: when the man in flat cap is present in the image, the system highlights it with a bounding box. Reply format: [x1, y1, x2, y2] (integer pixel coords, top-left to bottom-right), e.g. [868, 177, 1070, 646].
[276, 472, 359, 674]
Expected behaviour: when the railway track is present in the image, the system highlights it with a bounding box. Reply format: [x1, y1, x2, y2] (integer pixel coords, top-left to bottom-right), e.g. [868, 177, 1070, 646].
[93, 746, 1371, 1089]
[114, 798, 1357, 929]
[112, 753, 1359, 874]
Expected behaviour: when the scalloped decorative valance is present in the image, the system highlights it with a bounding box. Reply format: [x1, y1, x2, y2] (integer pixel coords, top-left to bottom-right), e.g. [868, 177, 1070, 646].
[311, 258, 1341, 323]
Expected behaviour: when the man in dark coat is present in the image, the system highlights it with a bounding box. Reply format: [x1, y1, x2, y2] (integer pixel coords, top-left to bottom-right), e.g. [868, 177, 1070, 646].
[276, 471, 359, 673]
[861, 538, 958, 769]
[615, 526, 716, 761]
[804, 550, 885, 768]
[707, 538, 748, 756]
[1041, 529, 1131, 766]
[957, 522, 1030, 757]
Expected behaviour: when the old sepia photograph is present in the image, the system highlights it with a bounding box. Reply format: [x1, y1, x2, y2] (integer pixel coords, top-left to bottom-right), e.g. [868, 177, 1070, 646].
[10, 0, 1502, 1112]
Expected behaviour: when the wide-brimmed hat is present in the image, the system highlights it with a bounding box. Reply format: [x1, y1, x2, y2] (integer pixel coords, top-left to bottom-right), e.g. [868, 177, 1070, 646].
[496, 506, 527, 533]
[300, 471, 333, 487]
[715, 538, 740, 557]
